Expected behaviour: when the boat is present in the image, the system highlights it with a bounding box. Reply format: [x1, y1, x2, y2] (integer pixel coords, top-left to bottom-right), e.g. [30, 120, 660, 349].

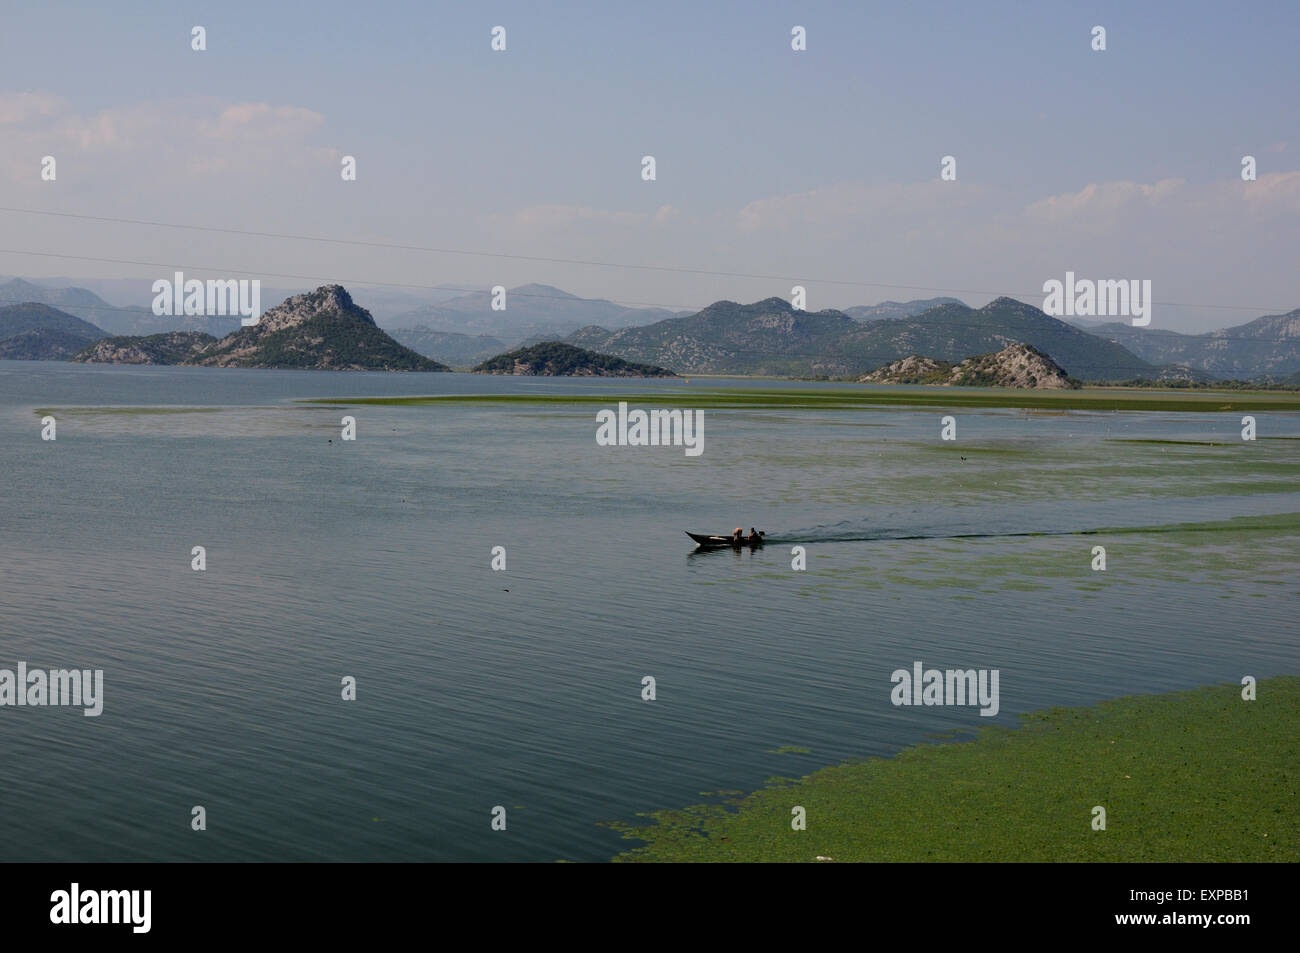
[687, 531, 765, 548]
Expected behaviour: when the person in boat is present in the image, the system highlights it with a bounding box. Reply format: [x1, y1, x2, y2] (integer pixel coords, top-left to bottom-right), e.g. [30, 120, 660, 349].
[732, 527, 744, 544]
[748, 527, 762, 546]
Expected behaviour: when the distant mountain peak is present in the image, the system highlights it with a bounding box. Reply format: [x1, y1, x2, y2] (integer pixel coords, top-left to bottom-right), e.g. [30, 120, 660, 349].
[511, 283, 577, 299]
[0, 277, 114, 311]
[290, 283, 358, 314]
[981, 296, 1038, 313]
[0, 277, 44, 294]
[0, 301, 109, 343]
[246, 284, 371, 336]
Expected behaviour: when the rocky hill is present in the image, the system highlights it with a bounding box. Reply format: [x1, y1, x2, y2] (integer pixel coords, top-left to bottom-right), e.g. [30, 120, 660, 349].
[73, 286, 448, 371]
[857, 355, 954, 385]
[473, 341, 674, 376]
[860, 343, 1080, 389]
[73, 331, 217, 364]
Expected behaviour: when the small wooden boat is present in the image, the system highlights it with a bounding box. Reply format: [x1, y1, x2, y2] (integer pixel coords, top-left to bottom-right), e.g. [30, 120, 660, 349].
[687, 531, 765, 548]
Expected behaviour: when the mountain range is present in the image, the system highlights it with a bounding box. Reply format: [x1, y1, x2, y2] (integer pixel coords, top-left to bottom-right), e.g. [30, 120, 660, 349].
[3, 275, 1297, 382]
[841, 297, 965, 321]
[0, 277, 240, 337]
[1075, 310, 1300, 379]
[387, 283, 690, 343]
[564, 296, 1158, 380]
[387, 328, 508, 367]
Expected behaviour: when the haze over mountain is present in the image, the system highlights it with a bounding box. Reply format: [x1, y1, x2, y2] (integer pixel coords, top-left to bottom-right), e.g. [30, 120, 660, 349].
[388, 328, 507, 367]
[0, 302, 109, 359]
[1078, 309, 1300, 379]
[22, 277, 459, 327]
[9, 273, 1297, 381]
[388, 284, 689, 344]
[0, 277, 241, 337]
[0, 278, 134, 332]
[75, 286, 447, 371]
[0, 301, 107, 340]
[565, 296, 1158, 380]
[842, 297, 965, 322]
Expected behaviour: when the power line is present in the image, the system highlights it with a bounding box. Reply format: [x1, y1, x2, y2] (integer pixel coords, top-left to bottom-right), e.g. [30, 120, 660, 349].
[0, 205, 1293, 314]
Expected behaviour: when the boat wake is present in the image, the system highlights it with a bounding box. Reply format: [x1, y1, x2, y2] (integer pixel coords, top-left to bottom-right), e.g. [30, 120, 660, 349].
[765, 494, 1297, 545]
[767, 526, 1095, 545]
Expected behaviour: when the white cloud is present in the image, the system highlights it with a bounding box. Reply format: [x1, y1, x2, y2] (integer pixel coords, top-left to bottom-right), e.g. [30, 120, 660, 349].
[203, 103, 326, 140]
[1023, 175, 1300, 227]
[1241, 171, 1300, 210]
[0, 91, 65, 125]
[0, 93, 334, 187]
[1022, 179, 1186, 224]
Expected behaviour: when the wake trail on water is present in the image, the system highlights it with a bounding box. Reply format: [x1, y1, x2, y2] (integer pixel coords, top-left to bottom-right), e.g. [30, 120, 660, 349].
[766, 503, 1289, 545]
[766, 525, 1108, 545]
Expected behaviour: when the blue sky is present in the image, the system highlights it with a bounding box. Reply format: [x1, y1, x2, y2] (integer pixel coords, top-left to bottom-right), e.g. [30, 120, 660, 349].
[1, 0, 1296, 329]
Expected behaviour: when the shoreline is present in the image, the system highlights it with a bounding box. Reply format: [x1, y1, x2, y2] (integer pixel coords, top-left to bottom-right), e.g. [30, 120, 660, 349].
[607, 677, 1299, 862]
[298, 384, 1300, 413]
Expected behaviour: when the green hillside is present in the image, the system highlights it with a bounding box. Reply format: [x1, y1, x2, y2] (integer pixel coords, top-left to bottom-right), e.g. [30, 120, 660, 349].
[566, 296, 1155, 380]
[473, 341, 674, 376]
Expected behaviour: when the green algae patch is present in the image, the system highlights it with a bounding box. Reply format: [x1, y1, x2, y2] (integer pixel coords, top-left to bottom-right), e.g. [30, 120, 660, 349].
[1113, 439, 1232, 447]
[609, 677, 1299, 862]
[296, 386, 1300, 413]
[1087, 512, 1300, 538]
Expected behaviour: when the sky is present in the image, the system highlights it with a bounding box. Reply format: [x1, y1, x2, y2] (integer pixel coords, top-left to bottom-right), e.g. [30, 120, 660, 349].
[0, 0, 1296, 331]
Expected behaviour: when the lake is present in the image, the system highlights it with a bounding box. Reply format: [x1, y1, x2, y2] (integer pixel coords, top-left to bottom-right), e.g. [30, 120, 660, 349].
[0, 360, 1296, 861]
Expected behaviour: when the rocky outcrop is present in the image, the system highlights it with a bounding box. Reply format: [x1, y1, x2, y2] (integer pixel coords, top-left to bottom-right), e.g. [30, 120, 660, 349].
[859, 342, 1080, 389]
[73, 331, 216, 365]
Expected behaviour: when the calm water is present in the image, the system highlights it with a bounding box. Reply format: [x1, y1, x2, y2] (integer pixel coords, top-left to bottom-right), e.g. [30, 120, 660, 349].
[0, 361, 1296, 861]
